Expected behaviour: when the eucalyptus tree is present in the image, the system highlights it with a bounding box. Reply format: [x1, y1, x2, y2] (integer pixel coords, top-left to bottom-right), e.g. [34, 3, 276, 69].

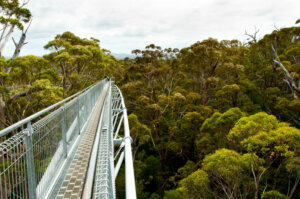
[0, 0, 32, 57]
[179, 38, 221, 105]
[228, 112, 300, 198]
[44, 31, 105, 97]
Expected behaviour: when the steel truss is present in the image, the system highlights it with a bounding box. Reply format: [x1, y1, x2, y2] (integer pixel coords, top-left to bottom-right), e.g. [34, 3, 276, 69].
[85, 81, 137, 199]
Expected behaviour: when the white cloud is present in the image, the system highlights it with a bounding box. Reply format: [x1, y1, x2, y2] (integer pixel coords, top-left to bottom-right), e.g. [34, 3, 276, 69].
[2, 0, 300, 57]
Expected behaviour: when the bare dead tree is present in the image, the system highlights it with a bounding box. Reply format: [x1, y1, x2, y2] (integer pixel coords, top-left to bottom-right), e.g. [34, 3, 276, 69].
[272, 44, 300, 99]
[11, 20, 32, 59]
[0, 0, 31, 56]
[245, 27, 260, 43]
[4, 19, 32, 74]
[273, 23, 279, 31]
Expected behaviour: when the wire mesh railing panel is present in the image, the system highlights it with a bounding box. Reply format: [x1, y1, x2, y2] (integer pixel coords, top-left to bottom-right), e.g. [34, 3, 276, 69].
[32, 109, 63, 198]
[0, 130, 29, 199]
[65, 100, 79, 148]
[78, 96, 85, 133]
[0, 78, 108, 199]
[79, 95, 88, 129]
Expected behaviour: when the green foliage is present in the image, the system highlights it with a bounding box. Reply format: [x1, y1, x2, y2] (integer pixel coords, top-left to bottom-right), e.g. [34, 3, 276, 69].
[202, 149, 244, 180]
[128, 113, 151, 159]
[177, 160, 197, 178]
[228, 112, 300, 162]
[201, 148, 255, 198]
[286, 157, 300, 176]
[3, 20, 300, 199]
[196, 108, 245, 158]
[139, 156, 163, 192]
[0, 0, 32, 31]
[242, 126, 300, 157]
[262, 190, 288, 199]
[118, 24, 300, 198]
[44, 31, 113, 97]
[179, 169, 210, 198]
[163, 189, 183, 199]
[228, 112, 281, 144]
[9, 55, 51, 84]
[5, 79, 63, 122]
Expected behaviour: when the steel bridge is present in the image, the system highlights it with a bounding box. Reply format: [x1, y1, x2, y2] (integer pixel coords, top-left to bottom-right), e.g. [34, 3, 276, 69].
[0, 78, 136, 199]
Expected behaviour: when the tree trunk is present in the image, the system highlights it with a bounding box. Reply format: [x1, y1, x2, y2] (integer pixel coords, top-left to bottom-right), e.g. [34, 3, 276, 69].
[0, 95, 6, 130]
[289, 175, 300, 199]
[5, 33, 27, 73]
[0, 24, 15, 55]
[272, 162, 283, 190]
[0, 23, 10, 55]
[272, 44, 300, 99]
[12, 33, 27, 59]
[62, 76, 66, 98]
[201, 69, 208, 105]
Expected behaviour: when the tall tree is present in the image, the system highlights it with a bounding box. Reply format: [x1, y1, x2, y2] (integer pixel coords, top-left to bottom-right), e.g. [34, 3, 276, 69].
[0, 0, 32, 56]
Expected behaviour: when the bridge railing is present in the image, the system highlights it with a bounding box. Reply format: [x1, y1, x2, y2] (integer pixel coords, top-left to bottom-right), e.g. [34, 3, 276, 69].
[0, 78, 108, 199]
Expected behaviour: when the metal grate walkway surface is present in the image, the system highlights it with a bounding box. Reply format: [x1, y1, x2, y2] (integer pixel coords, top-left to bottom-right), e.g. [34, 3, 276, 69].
[53, 84, 109, 199]
[93, 87, 114, 199]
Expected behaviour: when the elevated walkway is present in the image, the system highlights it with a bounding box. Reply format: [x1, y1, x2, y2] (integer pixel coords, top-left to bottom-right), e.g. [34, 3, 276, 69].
[0, 78, 136, 199]
[51, 83, 108, 198]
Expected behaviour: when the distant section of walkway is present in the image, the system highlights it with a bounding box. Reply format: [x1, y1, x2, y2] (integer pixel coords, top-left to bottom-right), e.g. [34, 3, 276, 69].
[52, 84, 108, 199]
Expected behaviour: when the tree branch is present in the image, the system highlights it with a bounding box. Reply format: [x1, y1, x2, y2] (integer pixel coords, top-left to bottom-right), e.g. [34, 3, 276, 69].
[6, 88, 36, 105]
[272, 44, 300, 99]
[12, 37, 17, 47]
[289, 175, 300, 198]
[245, 27, 259, 43]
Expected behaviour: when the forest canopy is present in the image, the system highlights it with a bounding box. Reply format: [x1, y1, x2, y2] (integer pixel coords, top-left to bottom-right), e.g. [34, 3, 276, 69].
[0, 15, 300, 199]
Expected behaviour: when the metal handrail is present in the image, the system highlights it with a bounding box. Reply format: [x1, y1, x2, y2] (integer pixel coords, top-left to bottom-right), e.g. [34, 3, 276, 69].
[0, 77, 136, 199]
[0, 83, 94, 137]
[0, 78, 108, 199]
[113, 84, 137, 199]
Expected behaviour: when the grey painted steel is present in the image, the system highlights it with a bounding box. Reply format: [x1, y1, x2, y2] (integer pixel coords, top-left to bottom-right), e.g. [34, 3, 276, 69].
[83, 85, 108, 199]
[0, 78, 107, 199]
[114, 114, 123, 139]
[109, 89, 116, 199]
[0, 77, 136, 199]
[62, 104, 68, 158]
[49, 85, 108, 198]
[77, 97, 81, 135]
[84, 81, 136, 199]
[111, 84, 137, 199]
[114, 151, 125, 179]
[113, 138, 123, 145]
[93, 81, 115, 199]
[0, 83, 95, 138]
[24, 122, 37, 199]
[55, 86, 109, 198]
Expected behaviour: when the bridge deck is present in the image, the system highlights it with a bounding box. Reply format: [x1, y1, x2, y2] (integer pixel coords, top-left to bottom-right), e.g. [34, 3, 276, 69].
[51, 85, 108, 199]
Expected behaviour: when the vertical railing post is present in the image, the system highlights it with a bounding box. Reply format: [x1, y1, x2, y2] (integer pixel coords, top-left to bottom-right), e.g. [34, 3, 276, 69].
[93, 85, 98, 106]
[87, 91, 90, 114]
[77, 97, 81, 135]
[93, 86, 97, 106]
[92, 87, 94, 107]
[84, 94, 88, 121]
[90, 90, 93, 111]
[24, 122, 37, 199]
[62, 104, 67, 158]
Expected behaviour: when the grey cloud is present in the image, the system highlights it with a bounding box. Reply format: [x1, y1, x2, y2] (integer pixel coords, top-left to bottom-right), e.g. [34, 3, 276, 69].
[120, 29, 148, 38]
[4, 0, 298, 56]
[81, 18, 124, 29]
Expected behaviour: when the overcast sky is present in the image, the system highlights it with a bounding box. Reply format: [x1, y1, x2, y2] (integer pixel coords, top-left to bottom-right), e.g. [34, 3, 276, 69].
[3, 0, 300, 57]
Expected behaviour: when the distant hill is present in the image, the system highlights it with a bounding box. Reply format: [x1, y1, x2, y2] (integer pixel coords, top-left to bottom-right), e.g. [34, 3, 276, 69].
[111, 53, 136, 59]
